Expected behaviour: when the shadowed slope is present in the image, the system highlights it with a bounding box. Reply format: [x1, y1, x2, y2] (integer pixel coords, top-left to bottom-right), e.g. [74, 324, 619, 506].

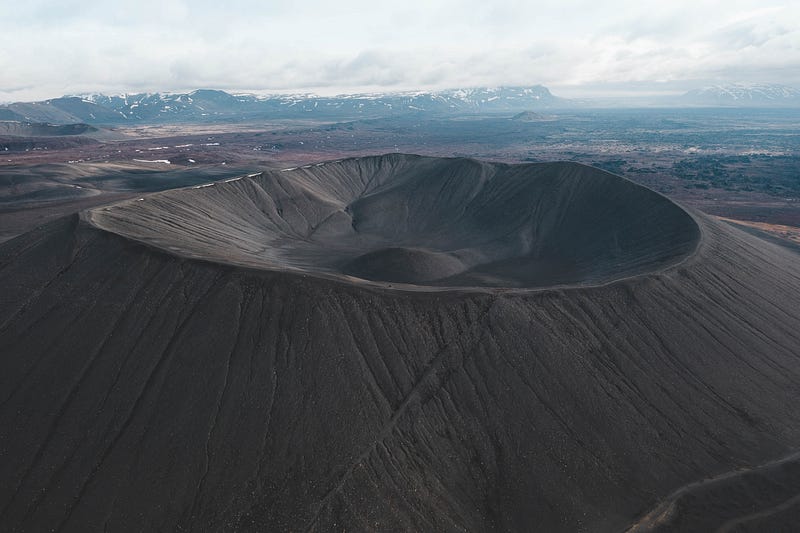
[88, 155, 700, 288]
[627, 452, 800, 532]
[1, 155, 799, 532]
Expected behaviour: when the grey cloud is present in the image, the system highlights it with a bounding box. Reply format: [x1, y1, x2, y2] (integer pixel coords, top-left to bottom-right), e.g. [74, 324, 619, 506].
[1, 0, 798, 101]
[712, 22, 792, 50]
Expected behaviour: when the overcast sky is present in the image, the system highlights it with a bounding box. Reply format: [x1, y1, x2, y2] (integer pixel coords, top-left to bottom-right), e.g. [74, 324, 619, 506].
[1, 0, 798, 101]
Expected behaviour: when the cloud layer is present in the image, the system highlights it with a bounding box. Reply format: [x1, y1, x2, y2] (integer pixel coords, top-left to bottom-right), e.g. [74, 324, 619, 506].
[2, 0, 798, 101]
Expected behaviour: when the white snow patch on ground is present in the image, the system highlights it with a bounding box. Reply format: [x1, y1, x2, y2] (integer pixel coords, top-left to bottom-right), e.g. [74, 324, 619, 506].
[280, 167, 297, 172]
[133, 159, 171, 164]
[193, 183, 215, 189]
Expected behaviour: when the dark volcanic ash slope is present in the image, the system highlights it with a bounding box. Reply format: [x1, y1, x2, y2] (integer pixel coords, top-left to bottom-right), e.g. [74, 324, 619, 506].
[1, 155, 800, 532]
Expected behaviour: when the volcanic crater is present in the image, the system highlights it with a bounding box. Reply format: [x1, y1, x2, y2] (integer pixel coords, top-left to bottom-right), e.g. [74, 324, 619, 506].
[2, 154, 800, 533]
[88, 154, 700, 288]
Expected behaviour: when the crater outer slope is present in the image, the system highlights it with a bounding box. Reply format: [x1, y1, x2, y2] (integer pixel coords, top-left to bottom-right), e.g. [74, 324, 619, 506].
[1, 155, 800, 532]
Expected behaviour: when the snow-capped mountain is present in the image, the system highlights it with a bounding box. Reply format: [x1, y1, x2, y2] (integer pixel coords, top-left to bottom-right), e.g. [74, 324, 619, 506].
[680, 84, 800, 107]
[0, 86, 563, 124]
[84, 89, 246, 121]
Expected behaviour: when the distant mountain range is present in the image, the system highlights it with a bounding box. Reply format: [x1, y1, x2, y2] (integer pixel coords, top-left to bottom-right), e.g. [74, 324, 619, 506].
[679, 84, 800, 107]
[1, 84, 797, 125]
[0, 86, 563, 125]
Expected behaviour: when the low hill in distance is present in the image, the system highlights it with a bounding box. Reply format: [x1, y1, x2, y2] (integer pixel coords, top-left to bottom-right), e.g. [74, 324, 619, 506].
[0, 121, 97, 137]
[511, 111, 550, 121]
